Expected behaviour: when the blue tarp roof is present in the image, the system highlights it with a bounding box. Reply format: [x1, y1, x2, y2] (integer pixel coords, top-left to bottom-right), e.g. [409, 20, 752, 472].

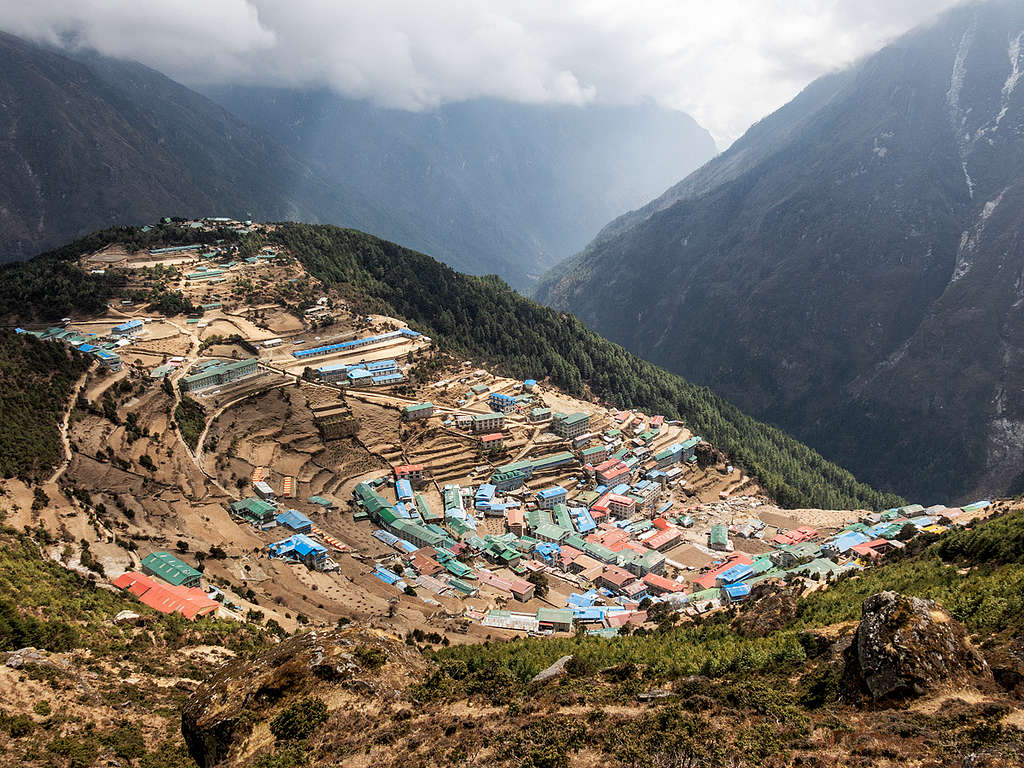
[269, 534, 326, 558]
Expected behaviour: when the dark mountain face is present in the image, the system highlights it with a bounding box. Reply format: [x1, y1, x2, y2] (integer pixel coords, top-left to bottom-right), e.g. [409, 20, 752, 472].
[0, 29, 717, 288]
[536, 0, 1024, 503]
[0, 32, 349, 263]
[199, 87, 718, 287]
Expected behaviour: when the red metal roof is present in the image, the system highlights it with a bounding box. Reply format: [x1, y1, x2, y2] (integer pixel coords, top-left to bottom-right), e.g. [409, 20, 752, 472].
[645, 528, 682, 550]
[642, 572, 685, 593]
[600, 565, 635, 587]
[113, 572, 217, 620]
[394, 464, 424, 474]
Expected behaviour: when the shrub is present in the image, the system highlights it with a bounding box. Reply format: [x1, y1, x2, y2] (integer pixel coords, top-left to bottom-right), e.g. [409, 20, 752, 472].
[270, 697, 328, 741]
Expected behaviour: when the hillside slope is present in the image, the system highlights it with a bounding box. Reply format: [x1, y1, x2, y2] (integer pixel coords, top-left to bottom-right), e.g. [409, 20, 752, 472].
[201, 88, 718, 287]
[0, 32, 347, 263]
[536, 0, 1024, 504]
[0, 221, 900, 511]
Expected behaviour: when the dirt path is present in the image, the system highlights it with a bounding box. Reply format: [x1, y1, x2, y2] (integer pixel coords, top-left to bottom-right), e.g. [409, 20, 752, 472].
[193, 381, 295, 482]
[48, 364, 95, 484]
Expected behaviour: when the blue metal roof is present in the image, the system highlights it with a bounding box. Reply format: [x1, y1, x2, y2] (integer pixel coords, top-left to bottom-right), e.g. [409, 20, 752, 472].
[269, 534, 326, 558]
[536, 486, 567, 499]
[373, 566, 402, 585]
[717, 563, 754, 585]
[723, 583, 751, 599]
[829, 530, 871, 553]
[276, 509, 313, 530]
[292, 330, 404, 359]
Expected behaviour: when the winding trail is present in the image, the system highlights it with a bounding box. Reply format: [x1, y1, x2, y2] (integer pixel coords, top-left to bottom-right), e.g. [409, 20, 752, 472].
[49, 364, 95, 484]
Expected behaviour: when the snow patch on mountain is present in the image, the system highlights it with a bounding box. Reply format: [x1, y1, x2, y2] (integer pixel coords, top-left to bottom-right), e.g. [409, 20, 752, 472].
[952, 188, 1006, 283]
[947, 15, 978, 198]
[996, 31, 1024, 128]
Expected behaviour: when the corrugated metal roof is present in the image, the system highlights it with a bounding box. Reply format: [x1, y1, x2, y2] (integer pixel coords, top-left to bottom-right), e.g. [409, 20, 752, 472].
[141, 551, 200, 587]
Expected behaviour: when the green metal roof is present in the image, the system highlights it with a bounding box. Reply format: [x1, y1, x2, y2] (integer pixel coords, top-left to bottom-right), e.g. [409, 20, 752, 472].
[537, 607, 574, 624]
[558, 412, 590, 426]
[141, 551, 200, 586]
[472, 411, 503, 421]
[402, 402, 434, 413]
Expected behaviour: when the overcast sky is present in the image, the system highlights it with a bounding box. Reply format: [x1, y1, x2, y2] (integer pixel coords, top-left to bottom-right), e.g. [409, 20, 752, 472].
[0, 0, 965, 146]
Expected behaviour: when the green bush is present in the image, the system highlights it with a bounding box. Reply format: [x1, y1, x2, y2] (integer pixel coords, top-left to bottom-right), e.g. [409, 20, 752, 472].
[269, 698, 328, 741]
[174, 396, 206, 451]
[101, 723, 146, 759]
[354, 645, 387, 669]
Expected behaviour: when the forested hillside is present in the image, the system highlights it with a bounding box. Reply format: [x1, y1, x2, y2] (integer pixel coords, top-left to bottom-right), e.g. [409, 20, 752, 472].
[0, 331, 91, 480]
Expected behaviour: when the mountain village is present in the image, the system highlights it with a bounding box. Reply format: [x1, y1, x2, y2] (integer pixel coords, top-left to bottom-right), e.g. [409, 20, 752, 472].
[3, 221, 998, 644]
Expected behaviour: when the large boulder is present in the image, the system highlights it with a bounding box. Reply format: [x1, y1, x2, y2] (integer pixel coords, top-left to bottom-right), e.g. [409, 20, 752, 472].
[181, 626, 427, 768]
[842, 591, 992, 702]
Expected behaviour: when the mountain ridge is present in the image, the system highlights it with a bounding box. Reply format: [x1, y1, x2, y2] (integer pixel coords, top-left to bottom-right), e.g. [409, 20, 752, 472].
[199, 86, 718, 286]
[535, 0, 1024, 504]
[0, 30, 718, 288]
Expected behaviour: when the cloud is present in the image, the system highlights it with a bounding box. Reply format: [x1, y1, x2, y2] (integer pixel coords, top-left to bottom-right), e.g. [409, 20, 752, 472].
[0, 0, 965, 145]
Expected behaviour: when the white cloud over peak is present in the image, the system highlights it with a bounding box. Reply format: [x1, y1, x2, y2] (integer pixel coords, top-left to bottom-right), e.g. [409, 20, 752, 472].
[0, 0, 965, 145]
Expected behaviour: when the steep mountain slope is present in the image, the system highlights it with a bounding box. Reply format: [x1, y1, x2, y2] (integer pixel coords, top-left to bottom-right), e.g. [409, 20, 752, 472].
[201, 87, 717, 286]
[0, 32, 349, 263]
[537, 0, 1024, 503]
[0, 28, 717, 287]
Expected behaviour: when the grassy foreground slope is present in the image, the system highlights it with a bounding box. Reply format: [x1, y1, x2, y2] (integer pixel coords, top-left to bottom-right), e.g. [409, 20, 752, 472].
[273, 223, 902, 511]
[0, 529, 271, 768]
[429, 507, 1024, 688]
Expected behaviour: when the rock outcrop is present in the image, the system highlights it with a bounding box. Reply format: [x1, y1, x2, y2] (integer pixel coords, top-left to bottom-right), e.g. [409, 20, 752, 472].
[181, 626, 428, 768]
[842, 591, 992, 703]
[732, 585, 797, 638]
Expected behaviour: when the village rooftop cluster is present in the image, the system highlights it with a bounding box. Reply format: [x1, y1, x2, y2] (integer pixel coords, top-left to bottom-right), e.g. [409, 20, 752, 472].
[24, 225, 995, 637]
